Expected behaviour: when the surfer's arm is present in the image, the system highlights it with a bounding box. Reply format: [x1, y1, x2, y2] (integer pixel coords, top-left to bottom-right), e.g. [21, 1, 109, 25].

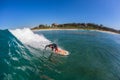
[44, 45, 49, 50]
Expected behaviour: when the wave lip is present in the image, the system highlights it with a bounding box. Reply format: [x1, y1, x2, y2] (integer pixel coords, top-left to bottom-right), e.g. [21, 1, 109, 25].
[9, 28, 51, 49]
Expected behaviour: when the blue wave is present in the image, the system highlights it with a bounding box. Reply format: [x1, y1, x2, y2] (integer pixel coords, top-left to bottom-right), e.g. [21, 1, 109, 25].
[0, 29, 62, 80]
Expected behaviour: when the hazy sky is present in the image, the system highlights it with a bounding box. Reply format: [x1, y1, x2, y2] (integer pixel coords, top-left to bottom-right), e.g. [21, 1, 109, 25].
[0, 0, 120, 29]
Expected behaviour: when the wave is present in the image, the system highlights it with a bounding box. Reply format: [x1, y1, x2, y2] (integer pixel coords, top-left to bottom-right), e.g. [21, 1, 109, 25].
[0, 28, 59, 80]
[9, 28, 51, 49]
[0, 29, 32, 79]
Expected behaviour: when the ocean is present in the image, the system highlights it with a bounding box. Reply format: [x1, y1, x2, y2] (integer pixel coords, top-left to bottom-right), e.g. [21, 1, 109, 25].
[0, 28, 120, 80]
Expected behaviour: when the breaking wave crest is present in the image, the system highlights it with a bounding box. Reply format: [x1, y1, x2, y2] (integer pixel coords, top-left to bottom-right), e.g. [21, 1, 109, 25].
[9, 28, 51, 49]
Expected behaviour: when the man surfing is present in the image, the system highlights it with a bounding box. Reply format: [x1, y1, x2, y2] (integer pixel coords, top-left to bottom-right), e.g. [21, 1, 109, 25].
[45, 43, 58, 53]
[44, 43, 69, 56]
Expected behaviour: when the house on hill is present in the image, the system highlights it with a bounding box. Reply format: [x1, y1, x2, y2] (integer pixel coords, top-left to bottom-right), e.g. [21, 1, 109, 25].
[51, 23, 58, 27]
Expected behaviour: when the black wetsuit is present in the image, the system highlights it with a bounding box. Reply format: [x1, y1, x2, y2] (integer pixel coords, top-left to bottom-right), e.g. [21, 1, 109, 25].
[45, 43, 58, 51]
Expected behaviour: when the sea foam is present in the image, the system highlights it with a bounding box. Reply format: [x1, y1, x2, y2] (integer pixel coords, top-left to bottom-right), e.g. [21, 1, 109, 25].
[9, 28, 51, 49]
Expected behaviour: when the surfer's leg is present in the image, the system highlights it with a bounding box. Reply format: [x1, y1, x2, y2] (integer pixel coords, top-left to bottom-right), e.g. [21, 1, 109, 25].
[48, 52, 53, 61]
[55, 47, 59, 53]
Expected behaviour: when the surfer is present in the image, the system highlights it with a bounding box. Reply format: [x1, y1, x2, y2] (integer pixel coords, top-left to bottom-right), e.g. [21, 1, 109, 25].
[44, 43, 69, 56]
[45, 43, 58, 52]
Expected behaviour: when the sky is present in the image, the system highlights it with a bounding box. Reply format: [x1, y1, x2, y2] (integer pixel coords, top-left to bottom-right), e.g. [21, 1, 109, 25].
[0, 0, 120, 30]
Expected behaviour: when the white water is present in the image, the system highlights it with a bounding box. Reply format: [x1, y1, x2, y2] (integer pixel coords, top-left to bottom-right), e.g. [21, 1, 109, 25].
[9, 28, 51, 49]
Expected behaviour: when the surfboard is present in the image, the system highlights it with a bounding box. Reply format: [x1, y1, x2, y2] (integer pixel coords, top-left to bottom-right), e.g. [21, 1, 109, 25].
[54, 48, 69, 56]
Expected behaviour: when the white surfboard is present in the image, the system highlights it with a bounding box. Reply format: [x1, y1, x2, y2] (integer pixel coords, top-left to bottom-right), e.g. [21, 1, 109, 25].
[54, 48, 69, 56]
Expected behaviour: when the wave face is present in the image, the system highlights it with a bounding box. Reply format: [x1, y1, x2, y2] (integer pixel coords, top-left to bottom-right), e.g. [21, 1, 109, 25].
[0, 28, 57, 80]
[0, 29, 120, 80]
[0, 29, 33, 80]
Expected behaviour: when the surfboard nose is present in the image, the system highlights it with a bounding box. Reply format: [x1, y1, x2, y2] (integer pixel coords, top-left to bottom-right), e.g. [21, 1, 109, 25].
[64, 51, 69, 55]
[59, 50, 69, 56]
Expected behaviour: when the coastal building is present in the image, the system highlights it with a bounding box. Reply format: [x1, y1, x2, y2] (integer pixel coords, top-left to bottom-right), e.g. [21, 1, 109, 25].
[52, 23, 58, 27]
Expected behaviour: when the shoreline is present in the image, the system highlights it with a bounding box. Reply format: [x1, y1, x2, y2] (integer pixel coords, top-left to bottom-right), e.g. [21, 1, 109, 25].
[31, 23, 120, 34]
[32, 28, 119, 34]
[32, 28, 80, 31]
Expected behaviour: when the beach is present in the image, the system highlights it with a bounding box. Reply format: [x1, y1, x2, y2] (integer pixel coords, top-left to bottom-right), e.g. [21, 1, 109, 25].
[32, 28, 119, 35]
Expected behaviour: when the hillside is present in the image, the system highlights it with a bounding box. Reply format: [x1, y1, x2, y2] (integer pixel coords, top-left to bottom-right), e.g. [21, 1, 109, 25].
[31, 23, 120, 34]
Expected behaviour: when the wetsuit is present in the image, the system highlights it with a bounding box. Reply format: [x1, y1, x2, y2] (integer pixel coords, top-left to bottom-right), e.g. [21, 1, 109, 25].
[45, 43, 58, 51]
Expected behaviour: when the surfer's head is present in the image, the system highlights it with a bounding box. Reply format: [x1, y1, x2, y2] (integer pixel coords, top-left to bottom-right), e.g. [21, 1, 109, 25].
[50, 45, 52, 48]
